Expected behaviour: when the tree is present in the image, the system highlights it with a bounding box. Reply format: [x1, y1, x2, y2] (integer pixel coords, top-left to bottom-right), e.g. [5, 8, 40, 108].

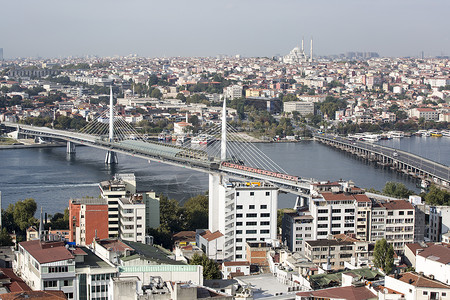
[0, 228, 13, 246]
[424, 185, 450, 206]
[382, 182, 414, 198]
[13, 198, 38, 231]
[183, 194, 208, 230]
[189, 253, 221, 279]
[373, 238, 394, 274]
[151, 88, 162, 99]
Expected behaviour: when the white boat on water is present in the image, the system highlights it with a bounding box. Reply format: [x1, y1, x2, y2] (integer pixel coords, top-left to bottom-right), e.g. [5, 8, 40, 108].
[441, 130, 450, 137]
[362, 134, 380, 142]
[191, 134, 215, 145]
[387, 131, 404, 138]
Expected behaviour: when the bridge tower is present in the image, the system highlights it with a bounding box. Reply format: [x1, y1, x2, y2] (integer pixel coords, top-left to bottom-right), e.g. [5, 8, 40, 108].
[221, 96, 227, 161]
[105, 86, 118, 164]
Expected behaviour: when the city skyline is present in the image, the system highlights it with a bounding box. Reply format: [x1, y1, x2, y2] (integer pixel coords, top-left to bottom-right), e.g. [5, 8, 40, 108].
[2, 0, 449, 59]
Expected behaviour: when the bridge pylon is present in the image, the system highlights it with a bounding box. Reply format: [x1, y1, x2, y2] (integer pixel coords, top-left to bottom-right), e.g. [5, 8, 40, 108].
[105, 85, 118, 164]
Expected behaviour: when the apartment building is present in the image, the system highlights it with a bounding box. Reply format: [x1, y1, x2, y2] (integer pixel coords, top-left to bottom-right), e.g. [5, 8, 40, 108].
[118, 195, 146, 243]
[69, 198, 109, 246]
[409, 107, 439, 120]
[283, 101, 314, 116]
[282, 210, 314, 253]
[99, 174, 159, 241]
[99, 174, 137, 238]
[304, 239, 355, 269]
[14, 240, 77, 299]
[371, 199, 415, 252]
[209, 176, 278, 261]
[223, 85, 243, 100]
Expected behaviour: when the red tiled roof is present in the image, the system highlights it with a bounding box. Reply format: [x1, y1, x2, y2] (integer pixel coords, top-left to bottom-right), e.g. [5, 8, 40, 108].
[223, 261, 250, 267]
[354, 194, 371, 202]
[321, 192, 355, 201]
[19, 240, 74, 264]
[200, 230, 223, 242]
[380, 200, 414, 210]
[392, 272, 450, 289]
[296, 286, 376, 300]
[417, 244, 450, 264]
[0, 268, 31, 292]
[0, 290, 66, 300]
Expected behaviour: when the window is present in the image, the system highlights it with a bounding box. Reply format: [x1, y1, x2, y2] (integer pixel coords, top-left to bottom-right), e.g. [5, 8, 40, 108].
[318, 224, 327, 228]
[260, 230, 269, 234]
[332, 209, 341, 213]
[261, 205, 267, 209]
[44, 280, 57, 288]
[332, 223, 341, 227]
[407, 211, 413, 215]
[345, 216, 354, 220]
[48, 266, 68, 273]
[63, 280, 73, 287]
[261, 221, 270, 226]
[236, 192, 240, 196]
[399, 211, 404, 215]
[246, 230, 257, 234]
[265, 192, 270, 196]
[261, 213, 270, 218]
[332, 216, 341, 220]
[246, 213, 257, 218]
[236, 238, 242, 242]
[246, 222, 257, 226]
[65, 293, 73, 299]
[318, 231, 327, 235]
[318, 217, 327, 221]
[236, 213, 243, 218]
[388, 211, 393, 216]
[423, 291, 428, 296]
[250, 192, 254, 196]
[236, 222, 242, 226]
[236, 230, 242, 234]
[249, 205, 255, 209]
[236, 246, 242, 250]
[236, 205, 243, 209]
[345, 209, 354, 213]
[236, 255, 242, 258]
[318, 209, 328, 214]
[442, 292, 446, 296]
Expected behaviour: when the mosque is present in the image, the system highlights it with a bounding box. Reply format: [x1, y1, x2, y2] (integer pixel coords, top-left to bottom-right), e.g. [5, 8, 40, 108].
[283, 38, 313, 64]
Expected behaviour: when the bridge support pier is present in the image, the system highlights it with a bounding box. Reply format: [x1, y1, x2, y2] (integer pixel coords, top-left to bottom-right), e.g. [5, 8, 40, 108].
[66, 141, 76, 154]
[105, 151, 118, 164]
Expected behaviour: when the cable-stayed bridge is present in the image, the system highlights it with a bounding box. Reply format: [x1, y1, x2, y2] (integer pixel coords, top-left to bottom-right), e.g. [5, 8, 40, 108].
[2, 91, 311, 196]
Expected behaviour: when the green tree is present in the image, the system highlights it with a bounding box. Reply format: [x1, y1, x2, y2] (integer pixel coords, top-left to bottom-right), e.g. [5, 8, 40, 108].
[0, 228, 13, 246]
[13, 198, 38, 231]
[151, 88, 162, 99]
[382, 182, 414, 198]
[424, 185, 450, 206]
[189, 253, 221, 279]
[183, 194, 208, 230]
[373, 238, 394, 274]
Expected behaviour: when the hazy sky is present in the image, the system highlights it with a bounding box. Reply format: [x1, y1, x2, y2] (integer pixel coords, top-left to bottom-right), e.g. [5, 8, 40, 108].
[2, 0, 449, 59]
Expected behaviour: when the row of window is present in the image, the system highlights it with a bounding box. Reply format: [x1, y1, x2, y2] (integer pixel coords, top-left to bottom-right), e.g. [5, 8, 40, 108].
[237, 213, 270, 218]
[236, 191, 271, 197]
[91, 285, 108, 293]
[236, 221, 270, 226]
[91, 274, 112, 281]
[48, 266, 69, 273]
[236, 204, 268, 210]
[236, 229, 270, 235]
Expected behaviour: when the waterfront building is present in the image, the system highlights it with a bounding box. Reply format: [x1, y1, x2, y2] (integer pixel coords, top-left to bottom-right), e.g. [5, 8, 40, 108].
[69, 198, 109, 246]
[409, 107, 439, 121]
[283, 101, 314, 116]
[209, 177, 278, 261]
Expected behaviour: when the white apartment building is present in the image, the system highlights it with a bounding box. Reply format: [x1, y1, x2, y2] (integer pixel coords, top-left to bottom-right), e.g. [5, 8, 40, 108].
[415, 244, 450, 285]
[223, 85, 243, 100]
[385, 272, 450, 300]
[118, 195, 146, 243]
[99, 174, 137, 238]
[282, 210, 315, 253]
[14, 240, 77, 300]
[209, 175, 278, 261]
[371, 200, 415, 253]
[409, 108, 439, 120]
[283, 101, 314, 116]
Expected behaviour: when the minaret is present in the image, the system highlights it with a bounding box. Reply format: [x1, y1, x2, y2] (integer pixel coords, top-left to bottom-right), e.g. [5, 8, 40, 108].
[105, 85, 118, 164]
[221, 96, 227, 161]
[310, 37, 313, 62]
[39, 207, 44, 240]
[301, 37, 304, 52]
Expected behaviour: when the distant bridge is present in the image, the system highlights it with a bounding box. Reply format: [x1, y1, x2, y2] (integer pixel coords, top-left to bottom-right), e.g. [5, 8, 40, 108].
[314, 133, 450, 188]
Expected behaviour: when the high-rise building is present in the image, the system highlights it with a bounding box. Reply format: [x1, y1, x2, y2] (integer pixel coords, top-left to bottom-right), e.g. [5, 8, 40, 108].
[209, 175, 278, 260]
